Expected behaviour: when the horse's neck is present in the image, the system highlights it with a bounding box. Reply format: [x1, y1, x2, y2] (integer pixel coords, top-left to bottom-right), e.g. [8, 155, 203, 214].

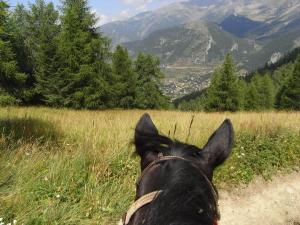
[129, 168, 165, 225]
[135, 164, 165, 199]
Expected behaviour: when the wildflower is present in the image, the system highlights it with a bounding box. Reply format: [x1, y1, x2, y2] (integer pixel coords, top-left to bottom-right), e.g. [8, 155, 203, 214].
[13, 220, 17, 224]
[56, 194, 60, 198]
[286, 187, 294, 194]
[0, 218, 3, 222]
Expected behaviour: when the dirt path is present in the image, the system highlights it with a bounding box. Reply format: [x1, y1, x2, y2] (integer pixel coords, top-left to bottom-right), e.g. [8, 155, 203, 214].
[219, 172, 300, 225]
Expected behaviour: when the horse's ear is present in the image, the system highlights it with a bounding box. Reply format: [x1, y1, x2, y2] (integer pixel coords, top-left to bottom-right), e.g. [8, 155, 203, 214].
[201, 119, 234, 169]
[135, 113, 158, 136]
[135, 113, 159, 156]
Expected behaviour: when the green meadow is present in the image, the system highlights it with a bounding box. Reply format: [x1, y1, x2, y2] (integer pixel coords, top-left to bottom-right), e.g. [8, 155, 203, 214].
[0, 107, 299, 224]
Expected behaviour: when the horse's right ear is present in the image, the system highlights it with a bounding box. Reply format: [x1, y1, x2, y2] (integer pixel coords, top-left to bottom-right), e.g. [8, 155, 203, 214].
[134, 113, 159, 157]
[201, 119, 234, 171]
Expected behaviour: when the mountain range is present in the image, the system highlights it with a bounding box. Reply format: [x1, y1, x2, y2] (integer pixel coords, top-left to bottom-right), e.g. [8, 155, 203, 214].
[100, 0, 300, 98]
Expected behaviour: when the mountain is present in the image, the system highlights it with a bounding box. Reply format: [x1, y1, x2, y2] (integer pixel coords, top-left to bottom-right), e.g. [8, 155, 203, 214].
[101, 0, 300, 44]
[100, 2, 206, 44]
[125, 19, 300, 70]
[220, 14, 265, 37]
[124, 21, 255, 66]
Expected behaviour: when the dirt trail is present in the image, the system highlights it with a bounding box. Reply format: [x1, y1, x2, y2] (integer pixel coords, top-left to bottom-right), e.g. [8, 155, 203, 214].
[219, 172, 300, 225]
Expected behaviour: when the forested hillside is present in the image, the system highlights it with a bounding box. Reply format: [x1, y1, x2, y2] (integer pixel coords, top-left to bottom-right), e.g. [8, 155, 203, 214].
[177, 51, 300, 111]
[0, 0, 169, 109]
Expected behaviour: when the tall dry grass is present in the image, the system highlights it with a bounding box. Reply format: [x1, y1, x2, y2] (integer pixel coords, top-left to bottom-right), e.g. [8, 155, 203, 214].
[0, 107, 299, 224]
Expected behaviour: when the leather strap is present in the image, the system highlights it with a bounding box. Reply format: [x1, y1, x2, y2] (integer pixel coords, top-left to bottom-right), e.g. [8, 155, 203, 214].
[119, 190, 162, 225]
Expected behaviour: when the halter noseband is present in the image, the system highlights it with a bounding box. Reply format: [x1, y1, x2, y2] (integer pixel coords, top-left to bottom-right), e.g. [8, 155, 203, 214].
[119, 154, 219, 225]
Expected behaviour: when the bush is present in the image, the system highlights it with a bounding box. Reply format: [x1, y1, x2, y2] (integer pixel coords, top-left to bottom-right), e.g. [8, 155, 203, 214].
[0, 94, 20, 106]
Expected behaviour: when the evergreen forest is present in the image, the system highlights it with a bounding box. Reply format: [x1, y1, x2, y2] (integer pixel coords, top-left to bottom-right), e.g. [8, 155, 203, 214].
[0, 0, 299, 111]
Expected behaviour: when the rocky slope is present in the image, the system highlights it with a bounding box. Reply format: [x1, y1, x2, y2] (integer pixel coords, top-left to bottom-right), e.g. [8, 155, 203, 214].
[124, 21, 255, 67]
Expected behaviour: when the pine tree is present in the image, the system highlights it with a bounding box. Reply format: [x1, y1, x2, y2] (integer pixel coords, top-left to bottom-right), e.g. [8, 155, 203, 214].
[112, 45, 137, 108]
[10, 4, 32, 75]
[24, 0, 60, 105]
[259, 74, 275, 109]
[205, 54, 240, 111]
[276, 56, 300, 110]
[134, 53, 170, 109]
[205, 67, 222, 110]
[8, 4, 37, 104]
[57, 0, 112, 109]
[244, 83, 260, 111]
[0, 1, 26, 105]
[238, 79, 247, 110]
[249, 73, 275, 110]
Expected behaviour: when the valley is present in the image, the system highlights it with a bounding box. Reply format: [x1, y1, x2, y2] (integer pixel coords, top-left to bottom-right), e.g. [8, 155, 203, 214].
[101, 0, 300, 98]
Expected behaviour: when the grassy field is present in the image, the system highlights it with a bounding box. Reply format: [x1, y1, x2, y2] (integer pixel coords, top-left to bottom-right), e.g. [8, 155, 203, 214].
[0, 107, 300, 225]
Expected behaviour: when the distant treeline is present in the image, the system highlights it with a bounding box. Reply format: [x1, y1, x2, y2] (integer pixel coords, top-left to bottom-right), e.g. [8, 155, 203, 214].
[0, 0, 170, 109]
[178, 53, 300, 111]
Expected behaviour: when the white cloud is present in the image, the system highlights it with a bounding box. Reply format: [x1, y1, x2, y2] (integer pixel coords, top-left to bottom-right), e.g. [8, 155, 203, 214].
[120, 0, 153, 12]
[120, 0, 186, 11]
[97, 14, 111, 26]
[121, 0, 154, 7]
[92, 10, 114, 26]
[93, 9, 133, 26]
[120, 9, 131, 18]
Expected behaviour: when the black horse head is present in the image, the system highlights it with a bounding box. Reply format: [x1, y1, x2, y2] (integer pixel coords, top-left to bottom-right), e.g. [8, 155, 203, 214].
[126, 113, 234, 225]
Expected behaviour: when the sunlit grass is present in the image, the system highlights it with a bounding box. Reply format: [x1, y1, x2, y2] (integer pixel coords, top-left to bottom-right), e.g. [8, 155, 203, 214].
[0, 107, 299, 224]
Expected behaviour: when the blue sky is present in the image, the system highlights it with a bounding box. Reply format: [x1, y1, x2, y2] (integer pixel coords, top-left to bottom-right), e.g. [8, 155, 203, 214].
[8, 0, 182, 25]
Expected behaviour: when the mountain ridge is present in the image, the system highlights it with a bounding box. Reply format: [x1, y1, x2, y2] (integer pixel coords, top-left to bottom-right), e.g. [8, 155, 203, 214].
[101, 0, 300, 44]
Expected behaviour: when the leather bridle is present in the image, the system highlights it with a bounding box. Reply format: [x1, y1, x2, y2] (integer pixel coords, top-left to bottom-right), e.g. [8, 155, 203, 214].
[119, 154, 219, 225]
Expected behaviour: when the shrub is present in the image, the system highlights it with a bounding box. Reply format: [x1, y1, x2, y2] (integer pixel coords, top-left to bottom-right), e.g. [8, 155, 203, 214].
[0, 94, 20, 106]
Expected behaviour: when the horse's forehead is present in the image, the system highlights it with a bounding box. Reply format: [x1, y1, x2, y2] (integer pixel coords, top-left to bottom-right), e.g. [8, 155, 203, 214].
[167, 145, 186, 156]
[168, 143, 199, 154]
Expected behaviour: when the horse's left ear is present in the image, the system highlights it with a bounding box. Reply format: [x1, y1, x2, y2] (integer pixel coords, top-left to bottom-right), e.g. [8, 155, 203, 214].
[201, 119, 234, 169]
[135, 113, 159, 156]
